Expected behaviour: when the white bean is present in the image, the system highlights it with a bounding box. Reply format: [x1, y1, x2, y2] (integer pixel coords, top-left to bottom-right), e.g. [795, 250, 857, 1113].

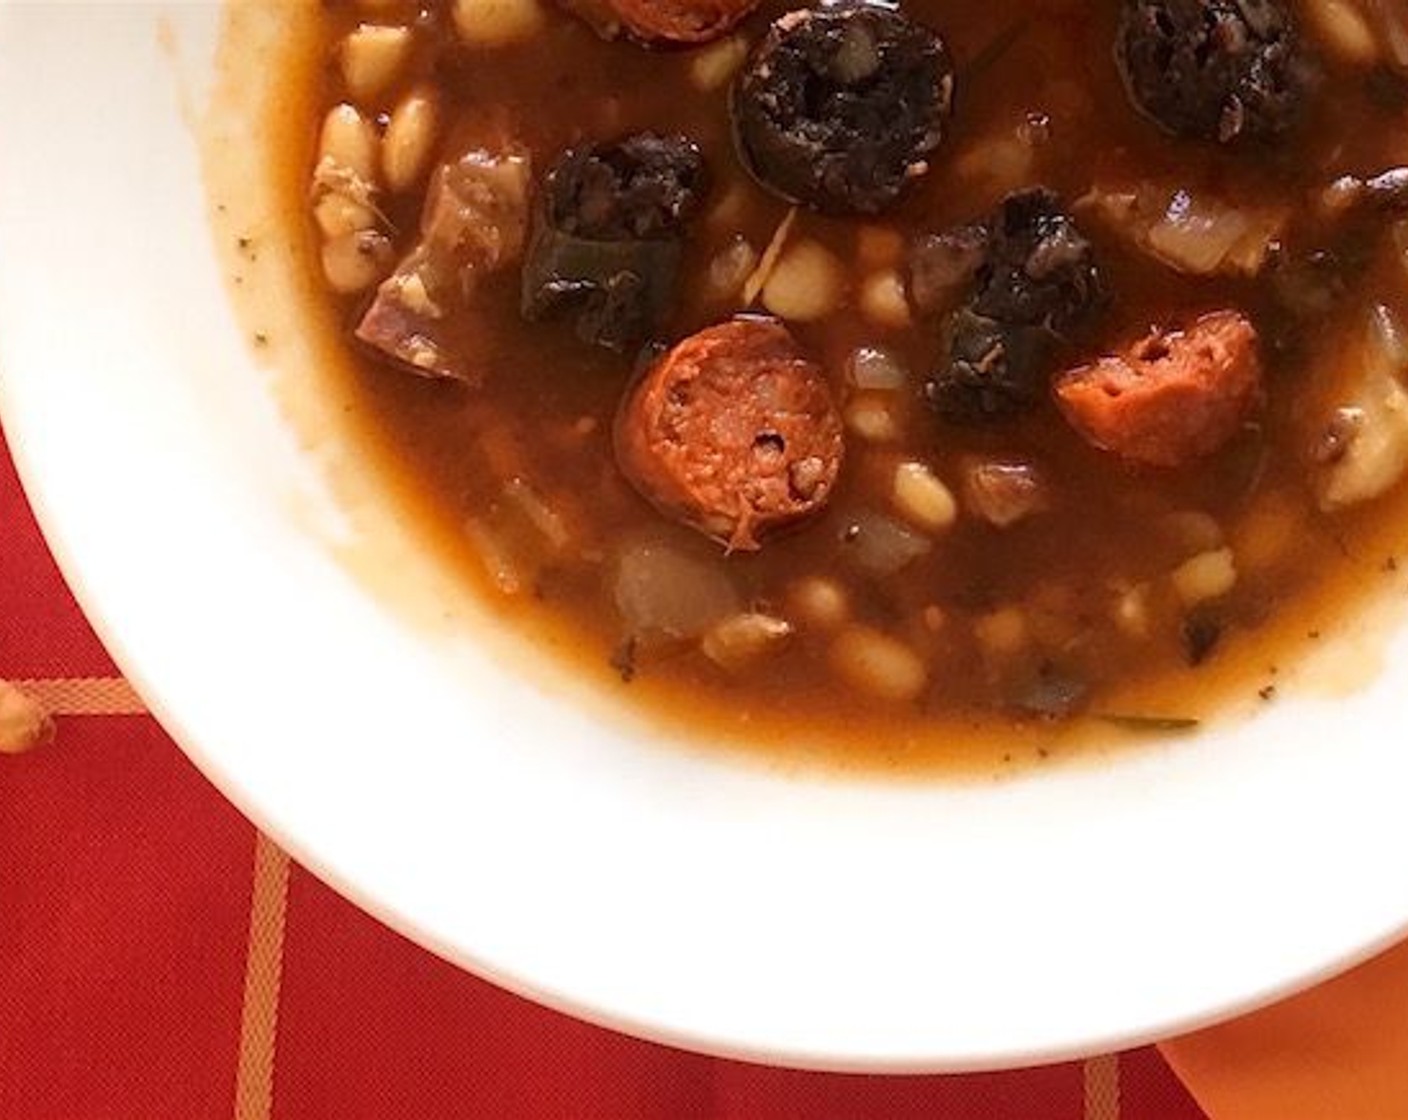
[844, 393, 901, 443]
[689, 35, 749, 91]
[892, 462, 958, 533]
[453, 0, 548, 47]
[1304, 0, 1381, 65]
[973, 608, 1028, 658]
[859, 270, 912, 329]
[761, 239, 846, 322]
[383, 87, 440, 193]
[702, 613, 793, 672]
[322, 230, 394, 294]
[829, 628, 929, 703]
[341, 24, 413, 103]
[1172, 548, 1237, 606]
[313, 191, 377, 239]
[319, 103, 380, 184]
[787, 576, 850, 630]
[1112, 583, 1152, 639]
[742, 208, 797, 303]
[1160, 510, 1224, 555]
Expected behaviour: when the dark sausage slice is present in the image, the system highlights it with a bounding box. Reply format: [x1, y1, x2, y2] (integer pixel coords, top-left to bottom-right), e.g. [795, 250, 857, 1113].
[924, 190, 1103, 422]
[1116, 0, 1310, 143]
[973, 189, 1104, 334]
[522, 133, 707, 352]
[614, 318, 844, 551]
[1054, 311, 1263, 467]
[732, 3, 955, 215]
[558, 0, 760, 43]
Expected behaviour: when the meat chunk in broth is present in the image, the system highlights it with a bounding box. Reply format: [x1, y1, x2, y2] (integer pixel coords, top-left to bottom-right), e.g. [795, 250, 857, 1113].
[357, 148, 531, 381]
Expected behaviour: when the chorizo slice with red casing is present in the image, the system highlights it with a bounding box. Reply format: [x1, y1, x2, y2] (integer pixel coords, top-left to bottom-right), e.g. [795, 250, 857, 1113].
[1054, 310, 1263, 468]
[559, 0, 761, 43]
[615, 318, 844, 551]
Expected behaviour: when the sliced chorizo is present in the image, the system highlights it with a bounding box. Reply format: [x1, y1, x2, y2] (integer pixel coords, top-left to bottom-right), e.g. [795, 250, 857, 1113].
[615, 0, 760, 42]
[1054, 310, 1264, 468]
[614, 318, 844, 551]
[559, 0, 761, 44]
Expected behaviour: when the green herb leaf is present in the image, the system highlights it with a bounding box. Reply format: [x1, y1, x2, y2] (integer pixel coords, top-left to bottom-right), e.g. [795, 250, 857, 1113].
[1093, 713, 1202, 734]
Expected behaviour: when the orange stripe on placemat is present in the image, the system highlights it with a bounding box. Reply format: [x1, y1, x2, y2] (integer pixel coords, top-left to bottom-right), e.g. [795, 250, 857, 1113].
[233, 832, 291, 1120]
[1084, 1054, 1121, 1120]
[14, 677, 146, 715]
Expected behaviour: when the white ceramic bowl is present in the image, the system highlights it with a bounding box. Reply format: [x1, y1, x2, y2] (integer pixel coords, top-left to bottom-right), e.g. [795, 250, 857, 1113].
[3, 0, 1408, 1073]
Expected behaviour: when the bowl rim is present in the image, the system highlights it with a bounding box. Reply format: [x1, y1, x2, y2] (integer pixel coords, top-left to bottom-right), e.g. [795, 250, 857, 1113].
[4, 0, 1408, 1075]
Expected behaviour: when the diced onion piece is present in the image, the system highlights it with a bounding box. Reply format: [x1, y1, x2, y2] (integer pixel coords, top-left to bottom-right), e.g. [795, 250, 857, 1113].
[466, 517, 527, 597]
[846, 345, 908, 391]
[962, 460, 1049, 528]
[1316, 305, 1408, 510]
[1081, 183, 1284, 277]
[706, 236, 759, 301]
[838, 511, 932, 577]
[503, 478, 572, 552]
[614, 540, 740, 642]
[1147, 190, 1253, 275]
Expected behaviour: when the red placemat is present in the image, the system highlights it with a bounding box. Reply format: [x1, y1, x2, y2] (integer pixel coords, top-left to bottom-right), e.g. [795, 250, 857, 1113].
[0, 421, 1209, 1119]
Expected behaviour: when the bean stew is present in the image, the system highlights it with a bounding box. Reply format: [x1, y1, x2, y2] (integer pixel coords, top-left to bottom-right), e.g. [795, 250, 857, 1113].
[299, 0, 1408, 765]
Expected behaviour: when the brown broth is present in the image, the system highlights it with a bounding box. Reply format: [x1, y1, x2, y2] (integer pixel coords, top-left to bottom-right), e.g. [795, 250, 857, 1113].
[287, 0, 1408, 771]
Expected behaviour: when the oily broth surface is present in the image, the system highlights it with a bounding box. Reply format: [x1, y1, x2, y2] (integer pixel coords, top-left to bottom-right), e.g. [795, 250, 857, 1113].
[283, 0, 1408, 772]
